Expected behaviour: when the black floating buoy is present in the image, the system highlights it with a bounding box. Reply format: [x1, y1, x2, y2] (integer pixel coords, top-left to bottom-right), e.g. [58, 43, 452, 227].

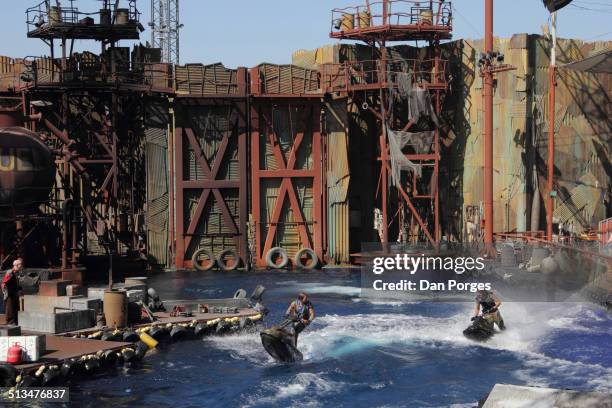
[134, 341, 148, 360]
[123, 330, 140, 343]
[170, 325, 189, 341]
[61, 358, 78, 378]
[101, 331, 122, 342]
[103, 350, 119, 367]
[215, 320, 231, 335]
[149, 326, 170, 342]
[121, 348, 136, 364]
[42, 365, 61, 386]
[19, 373, 39, 387]
[83, 357, 100, 373]
[194, 322, 209, 337]
[0, 363, 17, 387]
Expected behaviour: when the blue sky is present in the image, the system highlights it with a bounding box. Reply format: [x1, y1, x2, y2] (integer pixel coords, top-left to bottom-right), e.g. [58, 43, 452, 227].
[1, 0, 610, 67]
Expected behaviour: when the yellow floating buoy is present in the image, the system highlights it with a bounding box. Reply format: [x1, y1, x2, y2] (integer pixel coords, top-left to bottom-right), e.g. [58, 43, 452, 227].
[139, 332, 159, 349]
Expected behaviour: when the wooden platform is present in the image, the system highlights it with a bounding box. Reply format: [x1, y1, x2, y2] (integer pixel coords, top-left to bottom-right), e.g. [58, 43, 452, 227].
[14, 335, 129, 371]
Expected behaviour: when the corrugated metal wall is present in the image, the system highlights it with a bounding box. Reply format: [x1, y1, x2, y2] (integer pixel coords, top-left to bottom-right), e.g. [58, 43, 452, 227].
[457, 35, 611, 236]
[325, 100, 350, 264]
[251, 99, 324, 266]
[182, 104, 241, 257]
[144, 100, 170, 266]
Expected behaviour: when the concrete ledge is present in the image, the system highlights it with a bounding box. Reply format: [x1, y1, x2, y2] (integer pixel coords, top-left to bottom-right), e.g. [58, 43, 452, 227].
[19, 309, 95, 334]
[482, 384, 612, 408]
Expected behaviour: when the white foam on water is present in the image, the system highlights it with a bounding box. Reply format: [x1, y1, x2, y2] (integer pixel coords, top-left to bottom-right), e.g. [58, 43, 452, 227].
[274, 281, 361, 297]
[209, 300, 612, 395]
[241, 372, 343, 408]
[351, 298, 415, 306]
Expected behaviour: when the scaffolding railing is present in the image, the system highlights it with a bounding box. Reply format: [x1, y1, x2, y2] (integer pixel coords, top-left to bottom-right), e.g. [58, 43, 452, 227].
[10, 56, 172, 90]
[321, 58, 448, 93]
[331, 0, 452, 34]
[26, 0, 140, 33]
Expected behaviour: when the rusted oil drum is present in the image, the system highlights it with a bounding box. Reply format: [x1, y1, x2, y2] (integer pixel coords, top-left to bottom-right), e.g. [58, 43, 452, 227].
[0, 127, 55, 220]
[103, 290, 127, 328]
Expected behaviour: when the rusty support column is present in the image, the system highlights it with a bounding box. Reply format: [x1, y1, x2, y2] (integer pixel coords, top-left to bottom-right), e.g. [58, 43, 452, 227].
[379, 43, 389, 244]
[174, 119, 185, 268]
[169, 99, 175, 266]
[483, 0, 494, 249]
[547, 12, 557, 241]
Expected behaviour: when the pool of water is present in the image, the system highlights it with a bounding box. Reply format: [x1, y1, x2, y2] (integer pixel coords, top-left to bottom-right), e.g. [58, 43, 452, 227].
[68, 269, 612, 408]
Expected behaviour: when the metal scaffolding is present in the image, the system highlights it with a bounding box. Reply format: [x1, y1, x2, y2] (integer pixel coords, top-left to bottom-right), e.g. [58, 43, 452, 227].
[150, 0, 181, 64]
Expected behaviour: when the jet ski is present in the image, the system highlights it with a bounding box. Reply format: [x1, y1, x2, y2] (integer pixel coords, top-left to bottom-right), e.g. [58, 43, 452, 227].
[463, 316, 495, 341]
[260, 318, 303, 363]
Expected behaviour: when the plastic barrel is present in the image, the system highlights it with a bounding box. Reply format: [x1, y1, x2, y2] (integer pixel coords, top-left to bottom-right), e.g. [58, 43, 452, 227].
[103, 290, 127, 328]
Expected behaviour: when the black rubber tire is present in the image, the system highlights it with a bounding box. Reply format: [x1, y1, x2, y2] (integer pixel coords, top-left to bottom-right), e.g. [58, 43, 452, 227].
[0, 363, 17, 387]
[217, 249, 241, 271]
[265, 247, 289, 269]
[294, 248, 319, 270]
[192, 248, 216, 271]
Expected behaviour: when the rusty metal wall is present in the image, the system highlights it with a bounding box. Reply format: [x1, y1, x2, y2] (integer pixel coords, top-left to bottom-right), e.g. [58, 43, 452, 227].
[144, 100, 170, 266]
[455, 35, 611, 237]
[174, 63, 240, 95]
[325, 99, 350, 264]
[174, 98, 248, 268]
[251, 98, 324, 267]
[251, 64, 320, 95]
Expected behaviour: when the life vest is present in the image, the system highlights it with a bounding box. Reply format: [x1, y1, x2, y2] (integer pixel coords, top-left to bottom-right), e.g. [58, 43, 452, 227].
[480, 298, 496, 314]
[295, 299, 312, 321]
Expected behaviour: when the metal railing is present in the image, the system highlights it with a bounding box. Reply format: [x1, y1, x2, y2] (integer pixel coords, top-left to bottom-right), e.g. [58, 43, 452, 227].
[17, 56, 172, 90]
[331, 0, 452, 33]
[26, 0, 140, 32]
[321, 58, 448, 92]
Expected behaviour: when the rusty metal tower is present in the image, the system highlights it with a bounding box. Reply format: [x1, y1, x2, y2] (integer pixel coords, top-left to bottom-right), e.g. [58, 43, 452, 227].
[328, 0, 452, 246]
[150, 0, 181, 63]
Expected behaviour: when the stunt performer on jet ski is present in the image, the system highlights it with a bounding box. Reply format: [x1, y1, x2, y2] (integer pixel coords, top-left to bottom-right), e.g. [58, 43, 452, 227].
[473, 290, 505, 330]
[285, 292, 315, 346]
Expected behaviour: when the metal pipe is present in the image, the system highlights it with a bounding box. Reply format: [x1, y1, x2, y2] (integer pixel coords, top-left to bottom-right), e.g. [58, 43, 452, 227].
[547, 12, 557, 241]
[483, 0, 494, 248]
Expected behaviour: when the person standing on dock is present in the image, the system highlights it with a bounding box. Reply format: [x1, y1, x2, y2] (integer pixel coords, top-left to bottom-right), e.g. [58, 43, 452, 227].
[2, 258, 23, 325]
[285, 292, 315, 347]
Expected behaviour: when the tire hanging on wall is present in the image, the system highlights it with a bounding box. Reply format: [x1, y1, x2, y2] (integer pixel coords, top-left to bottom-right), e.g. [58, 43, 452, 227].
[192, 248, 216, 271]
[217, 249, 240, 271]
[294, 248, 319, 270]
[265, 247, 289, 269]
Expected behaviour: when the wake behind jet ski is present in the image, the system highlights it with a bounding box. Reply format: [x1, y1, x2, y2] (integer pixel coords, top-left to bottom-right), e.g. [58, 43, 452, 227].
[260, 317, 303, 362]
